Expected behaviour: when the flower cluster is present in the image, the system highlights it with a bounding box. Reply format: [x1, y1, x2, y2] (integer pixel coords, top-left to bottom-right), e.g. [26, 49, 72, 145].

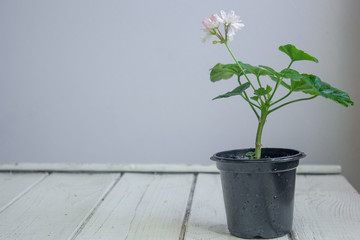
[202, 10, 244, 43]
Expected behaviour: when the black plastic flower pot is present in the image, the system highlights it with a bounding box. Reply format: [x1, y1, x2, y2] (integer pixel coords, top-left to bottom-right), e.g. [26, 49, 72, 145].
[210, 148, 305, 239]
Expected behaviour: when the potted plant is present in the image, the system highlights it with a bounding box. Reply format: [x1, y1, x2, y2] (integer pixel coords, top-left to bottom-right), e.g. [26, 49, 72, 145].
[202, 10, 354, 239]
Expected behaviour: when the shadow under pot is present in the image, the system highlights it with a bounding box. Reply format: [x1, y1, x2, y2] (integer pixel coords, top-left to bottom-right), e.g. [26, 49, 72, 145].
[211, 148, 305, 239]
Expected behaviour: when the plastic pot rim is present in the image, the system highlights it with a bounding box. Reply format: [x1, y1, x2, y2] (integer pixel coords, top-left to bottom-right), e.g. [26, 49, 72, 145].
[210, 148, 306, 163]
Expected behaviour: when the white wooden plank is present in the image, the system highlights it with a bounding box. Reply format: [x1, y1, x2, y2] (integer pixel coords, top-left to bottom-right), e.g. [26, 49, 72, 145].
[0, 163, 217, 173]
[185, 174, 290, 240]
[73, 173, 194, 240]
[293, 175, 360, 239]
[0, 163, 342, 174]
[297, 164, 341, 174]
[0, 173, 120, 240]
[0, 173, 48, 213]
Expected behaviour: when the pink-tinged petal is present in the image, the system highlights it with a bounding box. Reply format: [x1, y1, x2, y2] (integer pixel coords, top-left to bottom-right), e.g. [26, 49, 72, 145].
[202, 18, 212, 29]
[209, 14, 218, 22]
[202, 14, 220, 32]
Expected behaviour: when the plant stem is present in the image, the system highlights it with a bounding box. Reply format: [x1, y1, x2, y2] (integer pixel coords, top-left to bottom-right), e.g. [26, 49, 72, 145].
[269, 95, 317, 114]
[237, 76, 261, 118]
[224, 43, 260, 119]
[268, 60, 294, 102]
[256, 76, 263, 89]
[271, 90, 293, 106]
[255, 108, 269, 159]
[224, 42, 256, 91]
[224, 41, 267, 157]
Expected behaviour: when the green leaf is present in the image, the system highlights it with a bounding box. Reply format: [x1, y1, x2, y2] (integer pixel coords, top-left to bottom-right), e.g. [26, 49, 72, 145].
[259, 65, 291, 89]
[237, 61, 269, 78]
[254, 85, 272, 96]
[280, 68, 302, 81]
[290, 79, 314, 92]
[279, 44, 319, 63]
[250, 96, 259, 101]
[213, 82, 251, 100]
[210, 61, 273, 84]
[279, 68, 305, 91]
[210, 63, 239, 82]
[301, 74, 354, 107]
[266, 85, 272, 93]
[259, 65, 282, 78]
[245, 151, 255, 159]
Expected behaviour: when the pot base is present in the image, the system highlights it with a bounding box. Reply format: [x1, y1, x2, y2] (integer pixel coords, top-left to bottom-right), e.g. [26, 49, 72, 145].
[223, 169, 296, 239]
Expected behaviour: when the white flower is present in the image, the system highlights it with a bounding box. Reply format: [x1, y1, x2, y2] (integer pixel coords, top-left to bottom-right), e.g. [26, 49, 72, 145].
[220, 10, 245, 41]
[201, 10, 244, 43]
[201, 14, 221, 42]
[202, 14, 221, 31]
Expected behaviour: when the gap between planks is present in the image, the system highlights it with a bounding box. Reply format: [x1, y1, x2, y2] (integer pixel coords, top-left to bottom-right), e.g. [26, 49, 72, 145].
[68, 173, 123, 240]
[0, 172, 50, 214]
[72, 172, 195, 239]
[179, 173, 198, 240]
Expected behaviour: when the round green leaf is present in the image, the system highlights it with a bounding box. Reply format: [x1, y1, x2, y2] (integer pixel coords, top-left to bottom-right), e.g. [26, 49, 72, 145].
[279, 44, 319, 63]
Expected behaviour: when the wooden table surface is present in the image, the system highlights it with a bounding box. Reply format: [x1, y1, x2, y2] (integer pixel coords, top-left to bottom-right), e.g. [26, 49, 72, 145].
[0, 164, 359, 240]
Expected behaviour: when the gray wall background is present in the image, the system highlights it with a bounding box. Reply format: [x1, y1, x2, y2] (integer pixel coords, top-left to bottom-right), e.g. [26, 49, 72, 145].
[1, 0, 359, 190]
